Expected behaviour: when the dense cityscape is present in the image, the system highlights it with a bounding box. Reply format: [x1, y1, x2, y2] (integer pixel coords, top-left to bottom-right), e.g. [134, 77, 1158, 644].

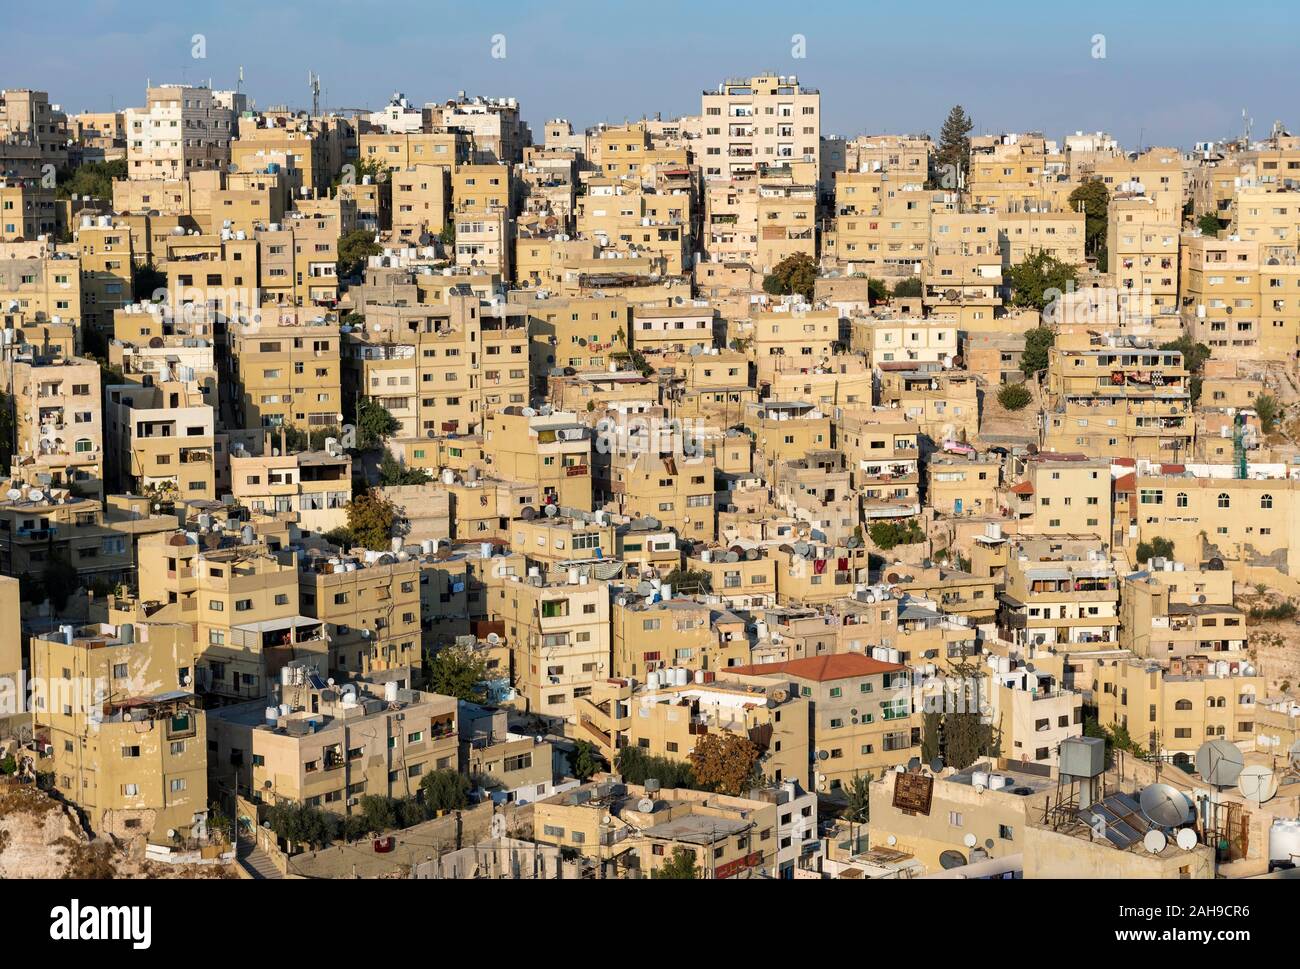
[0, 47, 1297, 906]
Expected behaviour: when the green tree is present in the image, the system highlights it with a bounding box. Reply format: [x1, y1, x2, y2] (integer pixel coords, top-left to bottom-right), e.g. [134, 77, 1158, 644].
[892, 276, 923, 298]
[1068, 178, 1110, 266]
[921, 710, 943, 764]
[762, 252, 817, 301]
[1006, 250, 1077, 312]
[337, 228, 381, 279]
[868, 518, 924, 551]
[935, 105, 974, 185]
[1254, 393, 1282, 434]
[651, 845, 699, 879]
[615, 746, 697, 789]
[1020, 326, 1055, 378]
[358, 795, 397, 834]
[843, 772, 871, 824]
[345, 490, 399, 551]
[1160, 335, 1211, 374]
[424, 643, 488, 702]
[378, 450, 431, 486]
[439, 222, 456, 246]
[356, 398, 401, 450]
[265, 803, 338, 849]
[419, 769, 471, 813]
[1197, 213, 1223, 237]
[570, 740, 605, 782]
[997, 382, 1032, 411]
[866, 277, 889, 305]
[57, 159, 126, 201]
[1136, 536, 1175, 564]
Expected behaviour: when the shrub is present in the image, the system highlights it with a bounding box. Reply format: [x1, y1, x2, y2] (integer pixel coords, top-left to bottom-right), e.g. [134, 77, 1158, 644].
[997, 383, 1032, 411]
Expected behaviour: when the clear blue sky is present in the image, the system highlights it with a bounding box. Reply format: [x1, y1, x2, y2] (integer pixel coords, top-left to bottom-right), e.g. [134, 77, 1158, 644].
[7, 0, 1299, 149]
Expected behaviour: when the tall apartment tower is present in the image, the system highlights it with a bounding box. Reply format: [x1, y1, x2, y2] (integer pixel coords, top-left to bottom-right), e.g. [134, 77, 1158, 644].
[700, 74, 820, 183]
[125, 84, 233, 180]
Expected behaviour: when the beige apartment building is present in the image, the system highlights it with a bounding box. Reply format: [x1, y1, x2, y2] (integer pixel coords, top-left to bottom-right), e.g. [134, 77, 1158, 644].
[1044, 331, 1192, 461]
[226, 315, 343, 431]
[11, 356, 103, 497]
[1009, 454, 1112, 537]
[0, 244, 82, 324]
[30, 620, 207, 844]
[229, 445, 351, 534]
[492, 572, 610, 727]
[482, 408, 593, 510]
[1095, 656, 1263, 760]
[922, 211, 1003, 328]
[104, 378, 216, 502]
[611, 597, 750, 680]
[208, 671, 458, 814]
[1107, 194, 1179, 325]
[298, 551, 419, 681]
[576, 675, 809, 785]
[72, 215, 135, 331]
[1120, 562, 1246, 660]
[700, 74, 820, 182]
[750, 305, 839, 382]
[724, 654, 919, 794]
[998, 538, 1120, 649]
[391, 164, 449, 241]
[126, 85, 233, 180]
[836, 410, 922, 521]
[0, 178, 56, 241]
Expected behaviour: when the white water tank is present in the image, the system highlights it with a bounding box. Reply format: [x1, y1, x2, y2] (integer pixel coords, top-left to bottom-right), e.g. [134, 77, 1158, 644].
[421, 539, 436, 556]
[1269, 819, 1300, 865]
[385, 680, 399, 702]
[646, 672, 660, 691]
[972, 771, 990, 789]
[264, 707, 279, 727]
[695, 669, 706, 685]
[675, 667, 689, 687]
[989, 773, 1008, 790]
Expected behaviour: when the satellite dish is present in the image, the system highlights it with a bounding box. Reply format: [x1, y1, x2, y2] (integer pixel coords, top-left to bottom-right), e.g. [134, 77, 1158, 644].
[1195, 740, 1244, 788]
[1175, 828, 1199, 851]
[543, 504, 558, 517]
[939, 850, 967, 870]
[5, 489, 20, 501]
[637, 798, 656, 813]
[1139, 784, 1194, 828]
[907, 757, 921, 772]
[886, 835, 897, 846]
[28, 489, 43, 503]
[486, 632, 501, 645]
[930, 758, 945, 773]
[962, 833, 977, 849]
[1237, 765, 1278, 804]
[1143, 830, 1167, 854]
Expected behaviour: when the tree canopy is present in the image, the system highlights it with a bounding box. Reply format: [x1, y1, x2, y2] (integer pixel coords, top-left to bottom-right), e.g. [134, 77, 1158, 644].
[688, 732, 760, 796]
[1020, 327, 1056, 378]
[1068, 178, 1110, 267]
[356, 398, 401, 450]
[419, 769, 472, 813]
[997, 382, 1032, 411]
[651, 846, 699, 879]
[424, 643, 489, 702]
[337, 228, 381, 279]
[57, 159, 126, 201]
[378, 450, 431, 486]
[935, 105, 974, 184]
[762, 252, 817, 301]
[1006, 250, 1077, 312]
[345, 490, 400, 551]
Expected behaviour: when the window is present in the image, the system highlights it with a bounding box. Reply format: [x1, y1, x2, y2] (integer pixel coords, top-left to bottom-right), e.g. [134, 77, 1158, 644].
[1217, 493, 1230, 509]
[1261, 493, 1273, 509]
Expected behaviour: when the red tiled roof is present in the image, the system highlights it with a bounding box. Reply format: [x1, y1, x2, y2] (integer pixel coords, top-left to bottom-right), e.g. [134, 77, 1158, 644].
[1113, 457, 1136, 467]
[727, 653, 904, 682]
[1161, 463, 1185, 474]
[1010, 481, 1035, 495]
[1114, 472, 1136, 492]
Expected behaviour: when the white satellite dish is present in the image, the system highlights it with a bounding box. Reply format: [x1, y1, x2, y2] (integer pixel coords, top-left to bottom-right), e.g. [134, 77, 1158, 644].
[28, 489, 43, 503]
[5, 489, 20, 501]
[487, 632, 501, 646]
[1143, 830, 1167, 854]
[637, 798, 656, 813]
[1237, 765, 1278, 804]
[886, 835, 897, 846]
[1175, 828, 1199, 851]
[963, 833, 978, 849]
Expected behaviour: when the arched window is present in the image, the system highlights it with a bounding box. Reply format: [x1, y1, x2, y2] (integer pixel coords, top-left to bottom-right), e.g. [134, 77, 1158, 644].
[1262, 494, 1273, 509]
[1217, 493, 1231, 509]
[74, 438, 93, 453]
[1175, 699, 1193, 711]
[1176, 492, 1188, 508]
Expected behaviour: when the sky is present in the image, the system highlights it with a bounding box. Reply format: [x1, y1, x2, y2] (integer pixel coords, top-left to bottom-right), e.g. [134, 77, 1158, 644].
[7, 0, 1300, 149]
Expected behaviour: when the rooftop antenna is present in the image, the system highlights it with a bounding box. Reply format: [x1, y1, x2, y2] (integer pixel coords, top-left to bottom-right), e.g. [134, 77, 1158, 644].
[1242, 108, 1253, 145]
[237, 65, 244, 95]
[309, 71, 321, 117]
